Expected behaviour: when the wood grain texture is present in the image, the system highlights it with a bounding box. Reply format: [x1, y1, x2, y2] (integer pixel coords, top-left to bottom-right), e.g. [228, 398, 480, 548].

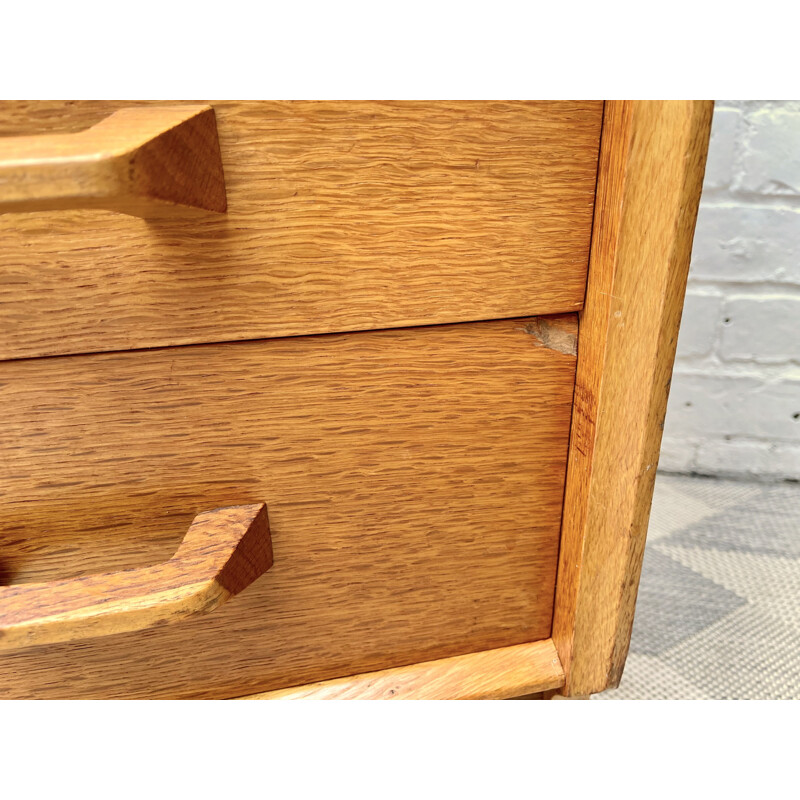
[0, 316, 576, 698]
[243, 639, 564, 700]
[0, 101, 601, 361]
[0, 503, 270, 651]
[0, 106, 226, 216]
[552, 101, 713, 696]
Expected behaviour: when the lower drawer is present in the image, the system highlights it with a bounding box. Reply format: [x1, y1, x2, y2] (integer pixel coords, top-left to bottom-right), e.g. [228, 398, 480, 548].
[0, 316, 576, 698]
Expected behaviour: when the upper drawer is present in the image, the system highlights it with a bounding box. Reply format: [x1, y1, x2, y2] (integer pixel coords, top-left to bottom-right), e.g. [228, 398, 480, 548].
[0, 101, 602, 360]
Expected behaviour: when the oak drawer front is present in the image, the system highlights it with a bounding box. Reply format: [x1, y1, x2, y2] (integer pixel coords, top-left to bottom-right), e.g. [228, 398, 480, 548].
[0, 316, 576, 698]
[0, 101, 601, 361]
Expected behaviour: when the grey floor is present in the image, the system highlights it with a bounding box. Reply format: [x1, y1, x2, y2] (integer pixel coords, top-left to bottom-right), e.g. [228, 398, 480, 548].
[596, 473, 800, 700]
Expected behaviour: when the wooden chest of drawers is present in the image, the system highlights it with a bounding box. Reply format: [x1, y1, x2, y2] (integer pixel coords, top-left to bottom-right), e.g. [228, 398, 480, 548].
[0, 100, 712, 698]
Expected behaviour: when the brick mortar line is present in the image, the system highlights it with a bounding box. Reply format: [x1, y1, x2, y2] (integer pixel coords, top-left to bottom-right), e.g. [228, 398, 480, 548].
[685, 282, 800, 294]
[673, 361, 800, 375]
[698, 194, 800, 209]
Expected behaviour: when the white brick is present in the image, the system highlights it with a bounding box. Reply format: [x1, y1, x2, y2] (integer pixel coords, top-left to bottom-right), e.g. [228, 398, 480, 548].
[694, 440, 800, 480]
[703, 108, 741, 190]
[694, 439, 772, 476]
[719, 296, 800, 363]
[689, 204, 800, 284]
[664, 373, 800, 443]
[739, 106, 800, 195]
[676, 292, 722, 358]
[658, 437, 697, 472]
[769, 443, 800, 478]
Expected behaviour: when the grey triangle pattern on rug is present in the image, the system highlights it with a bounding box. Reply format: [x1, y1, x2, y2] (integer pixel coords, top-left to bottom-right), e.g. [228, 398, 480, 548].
[595, 474, 800, 700]
[666, 484, 800, 558]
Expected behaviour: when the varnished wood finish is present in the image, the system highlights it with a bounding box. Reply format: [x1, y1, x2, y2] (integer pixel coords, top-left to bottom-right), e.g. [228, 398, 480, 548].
[0, 504, 270, 651]
[0, 101, 601, 361]
[244, 639, 564, 700]
[552, 101, 713, 696]
[0, 316, 576, 698]
[0, 106, 226, 215]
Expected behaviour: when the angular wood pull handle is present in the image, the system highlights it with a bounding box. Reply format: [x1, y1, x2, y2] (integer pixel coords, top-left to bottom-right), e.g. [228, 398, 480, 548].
[0, 105, 227, 216]
[0, 503, 271, 652]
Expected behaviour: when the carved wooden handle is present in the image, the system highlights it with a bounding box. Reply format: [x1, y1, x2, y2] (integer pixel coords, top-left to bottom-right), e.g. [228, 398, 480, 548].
[0, 105, 227, 216]
[0, 503, 271, 652]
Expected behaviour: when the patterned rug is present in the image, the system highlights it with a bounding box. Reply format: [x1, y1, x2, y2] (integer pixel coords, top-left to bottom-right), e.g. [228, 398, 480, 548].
[596, 473, 800, 700]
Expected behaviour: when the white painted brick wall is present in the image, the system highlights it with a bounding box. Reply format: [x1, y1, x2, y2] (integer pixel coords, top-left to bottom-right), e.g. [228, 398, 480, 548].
[660, 101, 800, 481]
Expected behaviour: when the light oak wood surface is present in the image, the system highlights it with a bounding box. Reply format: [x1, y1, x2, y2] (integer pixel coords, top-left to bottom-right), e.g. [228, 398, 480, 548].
[244, 639, 564, 700]
[0, 100, 710, 700]
[0, 504, 270, 651]
[0, 316, 576, 698]
[551, 101, 713, 696]
[0, 101, 601, 361]
[0, 106, 226, 216]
